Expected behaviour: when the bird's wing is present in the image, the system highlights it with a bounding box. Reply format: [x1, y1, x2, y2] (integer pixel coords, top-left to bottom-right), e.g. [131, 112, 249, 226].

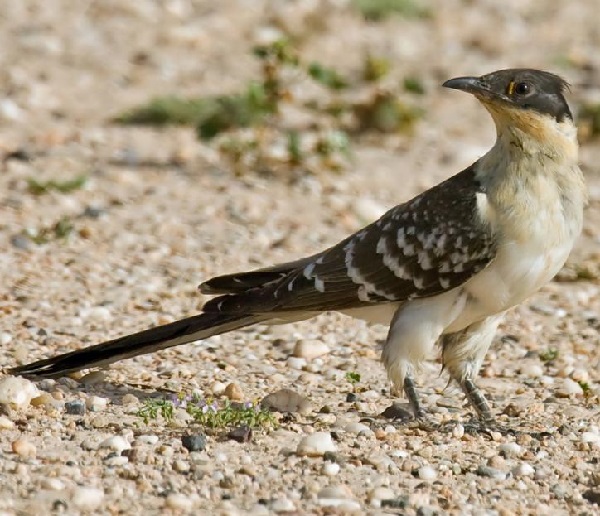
[203, 165, 497, 314]
[199, 254, 322, 294]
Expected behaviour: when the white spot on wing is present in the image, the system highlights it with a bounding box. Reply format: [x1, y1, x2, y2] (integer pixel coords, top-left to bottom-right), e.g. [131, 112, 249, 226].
[303, 263, 316, 279]
[314, 277, 325, 292]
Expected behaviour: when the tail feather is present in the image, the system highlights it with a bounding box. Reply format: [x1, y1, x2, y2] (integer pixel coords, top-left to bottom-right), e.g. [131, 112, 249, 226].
[199, 254, 321, 295]
[9, 312, 262, 378]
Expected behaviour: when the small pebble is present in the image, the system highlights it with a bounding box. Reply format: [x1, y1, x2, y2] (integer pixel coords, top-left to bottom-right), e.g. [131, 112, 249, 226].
[228, 425, 252, 443]
[519, 362, 544, 378]
[556, 378, 583, 397]
[0, 377, 39, 408]
[418, 466, 437, 480]
[293, 340, 330, 360]
[211, 381, 227, 395]
[0, 332, 12, 345]
[499, 442, 522, 456]
[41, 478, 65, 490]
[297, 432, 337, 456]
[287, 357, 307, 370]
[0, 98, 22, 121]
[173, 460, 190, 472]
[71, 487, 104, 511]
[512, 463, 535, 477]
[99, 436, 131, 453]
[368, 487, 395, 507]
[65, 400, 86, 415]
[135, 435, 159, 446]
[345, 422, 372, 435]
[317, 498, 361, 511]
[104, 455, 129, 467]
[181, 434, 207, 452]
[452, 424, 465, 438]
[122, 393, 139, 405]
[477, 465, 507, 480]
[323, 462, 341, 476]
[80, 371, 106, 385]
[582, 432, 600, 444]
[165, 493, 193, 511]
[261, 389, 311, 413]
[85, 396, 108, 412]
[271, 496, 296, 513]
[12, 438, 36, 458]
[0, 416, 15, 429]
[224, 382, 244, 401]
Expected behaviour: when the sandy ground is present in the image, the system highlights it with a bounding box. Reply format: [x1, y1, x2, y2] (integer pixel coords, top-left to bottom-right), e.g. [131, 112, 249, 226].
[0, 1, 599, 515]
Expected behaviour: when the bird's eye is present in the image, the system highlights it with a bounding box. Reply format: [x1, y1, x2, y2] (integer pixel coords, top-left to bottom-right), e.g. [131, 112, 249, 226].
[513, 81, 531, 95]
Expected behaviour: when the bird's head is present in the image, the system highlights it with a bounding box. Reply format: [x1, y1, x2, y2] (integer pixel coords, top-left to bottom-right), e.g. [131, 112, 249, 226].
[443, 69, 575, 150]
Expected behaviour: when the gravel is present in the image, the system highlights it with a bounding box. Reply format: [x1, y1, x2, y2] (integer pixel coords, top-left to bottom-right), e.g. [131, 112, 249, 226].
[0, 1, 599, 514]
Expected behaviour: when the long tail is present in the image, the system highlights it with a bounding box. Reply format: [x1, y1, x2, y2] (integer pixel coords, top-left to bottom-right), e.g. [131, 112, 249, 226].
[9, 312, 263, 378]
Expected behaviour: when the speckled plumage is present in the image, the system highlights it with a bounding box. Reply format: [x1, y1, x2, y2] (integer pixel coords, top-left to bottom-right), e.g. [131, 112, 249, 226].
[10, 69, 587, 424]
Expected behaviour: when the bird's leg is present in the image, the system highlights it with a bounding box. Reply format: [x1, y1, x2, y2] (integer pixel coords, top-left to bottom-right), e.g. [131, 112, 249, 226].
[460, 377, 493, 422]
[441, 315, 504, 428]
[403, 376, 427, 420]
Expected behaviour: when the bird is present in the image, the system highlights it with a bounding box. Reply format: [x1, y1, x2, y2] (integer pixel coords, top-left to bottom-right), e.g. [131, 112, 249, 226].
[10, 69, 586, 424]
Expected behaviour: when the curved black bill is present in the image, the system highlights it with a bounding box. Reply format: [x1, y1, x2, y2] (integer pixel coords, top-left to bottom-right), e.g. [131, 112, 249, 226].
[442, 76, 487, 95]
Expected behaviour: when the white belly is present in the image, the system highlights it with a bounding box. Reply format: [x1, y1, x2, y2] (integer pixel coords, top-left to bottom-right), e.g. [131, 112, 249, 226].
[446, 233, 575, 333]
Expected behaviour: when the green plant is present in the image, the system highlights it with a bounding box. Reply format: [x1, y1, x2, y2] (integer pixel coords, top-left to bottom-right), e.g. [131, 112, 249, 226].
[137, 394, 277, 430]
[27, 175, 88, 195]
[351, 0, 430, 21]
[353, 91, 422, 133]
[403, 76, 425, 95]
[345, 371, 361, 385]
[539, 348, 559, 363]
[307, 62, 348, 90]
[21, 217, 75, 245]
[363, 54, 391, 82]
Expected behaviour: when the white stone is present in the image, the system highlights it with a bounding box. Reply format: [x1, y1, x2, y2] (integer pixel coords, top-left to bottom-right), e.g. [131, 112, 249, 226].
[317, 498, 361, 512]
[512, 463, 535, 477]
[271, 496, 296, 513]
[322, 462, 341, 476]
[519, 362, 544, 378]
[293, 340, 330, 360]
[0, 377, 39, 408]
[0, 416, 15, 429]
[418, 465, 437, 480]
[0, 99, 22, 121]
[0, 332, 12, 345]
[99, 436, 131, 453]
[296, 432, 337, 456]
[135, 435, 159, 446]
[344, 422, 372, 435]
[499, 442, 522, 456]
[571, 368, 589, 383]
[452, 424, 465, 438]
[211, 381, 227, 395]
[41, 478, 65, 490]
[368, 486, 395, 507]
[557, 378, 583, 396]
[165, 493, 193, 511]
[104, 455, 129, 467]
[287, 357, 307, 370]
[85, 395, 108, 412]
[12, 438, 36, 458]
[71, 487, 104, 511]
[581, 432, 600, 443]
